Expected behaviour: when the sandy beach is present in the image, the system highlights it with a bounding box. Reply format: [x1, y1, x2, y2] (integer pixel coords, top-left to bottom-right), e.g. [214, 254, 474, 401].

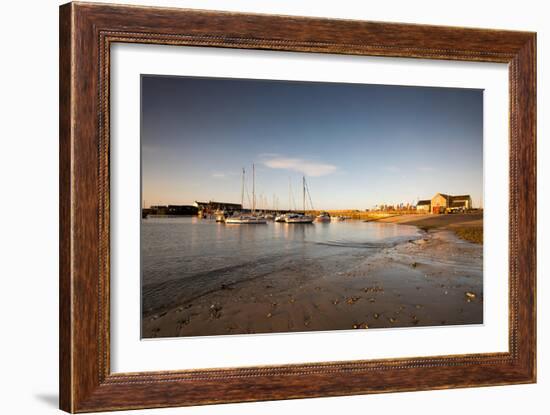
[142, 213, 483, 338]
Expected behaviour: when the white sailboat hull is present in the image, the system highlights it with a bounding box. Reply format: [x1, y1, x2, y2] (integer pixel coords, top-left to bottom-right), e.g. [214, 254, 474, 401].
[285, 215, 314, 223]
[225, 216, 267, 224]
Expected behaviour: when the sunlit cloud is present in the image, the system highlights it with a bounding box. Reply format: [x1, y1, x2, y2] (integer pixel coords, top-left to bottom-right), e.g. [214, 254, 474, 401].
[260, 154, 337, 177]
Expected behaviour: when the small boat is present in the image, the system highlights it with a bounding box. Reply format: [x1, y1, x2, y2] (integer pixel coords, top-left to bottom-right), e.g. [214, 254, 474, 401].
[225, 215, 267, 224]
[331, 215, 345, 222]
[285, 213, 314, 223]
[275, 213, 289, 222]
[224, 164, 267, 224]
[315, 212, 331, 222]
[283, 177, 314, 224]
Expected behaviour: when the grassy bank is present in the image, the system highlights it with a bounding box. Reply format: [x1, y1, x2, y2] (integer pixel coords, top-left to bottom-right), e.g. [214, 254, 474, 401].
[453, 226, 483, 244]
[376, 213, 483, 244]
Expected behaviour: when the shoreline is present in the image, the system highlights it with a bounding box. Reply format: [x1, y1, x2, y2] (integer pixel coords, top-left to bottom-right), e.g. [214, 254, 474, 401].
[142, 220, 483, 338]
[373, 213, 483, 244]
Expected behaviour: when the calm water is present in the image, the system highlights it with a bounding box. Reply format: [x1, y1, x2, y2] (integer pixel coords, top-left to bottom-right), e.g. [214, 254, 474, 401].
[141, 217, 421, 315]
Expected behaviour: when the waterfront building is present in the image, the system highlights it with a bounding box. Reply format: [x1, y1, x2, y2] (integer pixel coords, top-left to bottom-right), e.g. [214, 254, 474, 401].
[416, 193, 473, 214]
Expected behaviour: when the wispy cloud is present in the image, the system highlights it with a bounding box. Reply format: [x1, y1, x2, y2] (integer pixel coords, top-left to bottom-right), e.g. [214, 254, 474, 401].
[211, 172, 227, 179]
[260, 154, 337, 177]
[418, 166, 435, 172]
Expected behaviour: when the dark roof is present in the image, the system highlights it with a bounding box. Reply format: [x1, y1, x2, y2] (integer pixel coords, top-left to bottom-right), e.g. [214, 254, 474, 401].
[450, 195, 471, 201]
[195, 201, 241, 206]
[167, 205, 196, 208]
[417, 200, 431, 206]
[435, 193, 450, 198]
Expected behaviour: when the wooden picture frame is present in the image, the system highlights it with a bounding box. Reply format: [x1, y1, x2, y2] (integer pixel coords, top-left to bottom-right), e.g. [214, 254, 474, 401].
[59, 2, 536, 412]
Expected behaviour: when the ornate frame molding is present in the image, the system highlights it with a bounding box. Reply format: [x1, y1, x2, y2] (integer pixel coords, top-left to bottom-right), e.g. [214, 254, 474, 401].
[60, 2, 536, 412]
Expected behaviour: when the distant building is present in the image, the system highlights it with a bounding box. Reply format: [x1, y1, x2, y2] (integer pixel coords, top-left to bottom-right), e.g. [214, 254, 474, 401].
[148, 205, 198, 216]
[193, 201, 243, 215]
[166, 205, 199, 215]
[416, 199, 431, 213]
[430, 193, 472, 214]
[448, 195, 473, 211]
[414, 193, 473, 214]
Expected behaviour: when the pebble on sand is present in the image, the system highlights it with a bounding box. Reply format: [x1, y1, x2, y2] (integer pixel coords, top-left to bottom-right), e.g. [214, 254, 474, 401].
[465, 291, 477, 302]
[209, 304, 222, 319]
[346, 296, 361, 305]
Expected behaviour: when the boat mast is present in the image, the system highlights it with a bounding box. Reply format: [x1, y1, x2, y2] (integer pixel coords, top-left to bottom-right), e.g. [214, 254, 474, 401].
[252, 163, 256, 213]
[288, 177, 291, 212]
[303, 176, 306, 213]
[241, 168, 245, 210]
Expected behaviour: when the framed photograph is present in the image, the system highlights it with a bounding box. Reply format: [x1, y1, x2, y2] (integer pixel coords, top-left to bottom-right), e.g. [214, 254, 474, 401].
[59, 2, 536, 412]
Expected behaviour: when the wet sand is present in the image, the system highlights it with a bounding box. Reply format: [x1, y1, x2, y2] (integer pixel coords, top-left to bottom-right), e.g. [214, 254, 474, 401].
[143, 221, 483, 338]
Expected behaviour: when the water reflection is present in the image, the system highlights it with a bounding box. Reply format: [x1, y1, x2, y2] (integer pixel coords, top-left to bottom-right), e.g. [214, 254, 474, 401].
[142, 217, 421, 288]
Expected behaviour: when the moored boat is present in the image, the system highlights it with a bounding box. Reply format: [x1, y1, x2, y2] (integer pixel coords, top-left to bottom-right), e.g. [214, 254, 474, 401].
[275, 213, 289, 222]
[224, 164, 266, 224]
[283, 176, 315, 223]
[285, 213, 314, 223]
[225, 215, 267, 224]
[315, 212, 331, 222]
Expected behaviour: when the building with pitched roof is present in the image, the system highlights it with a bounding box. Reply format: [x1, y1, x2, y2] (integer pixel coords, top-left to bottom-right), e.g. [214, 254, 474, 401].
[416, 199, 431, 213]
[430, 193, 472, 214]
[415, 193, 473, 214]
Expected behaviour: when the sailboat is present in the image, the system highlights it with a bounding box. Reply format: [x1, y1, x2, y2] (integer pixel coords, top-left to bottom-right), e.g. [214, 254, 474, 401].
[285, 213, 314, 223]
[285, 176, 314, 223]
[225, 164, 267, 224]
[275, 178, 292, 222]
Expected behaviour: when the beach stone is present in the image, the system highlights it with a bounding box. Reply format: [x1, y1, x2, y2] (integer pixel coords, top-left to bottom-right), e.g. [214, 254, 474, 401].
[346, 296, 361, 305]
[465, 292, 477, 302]
[209, 304, 222, 319]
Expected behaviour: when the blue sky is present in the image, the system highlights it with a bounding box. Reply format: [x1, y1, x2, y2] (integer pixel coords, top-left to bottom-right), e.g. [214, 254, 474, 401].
[141, 75, 483, 210]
